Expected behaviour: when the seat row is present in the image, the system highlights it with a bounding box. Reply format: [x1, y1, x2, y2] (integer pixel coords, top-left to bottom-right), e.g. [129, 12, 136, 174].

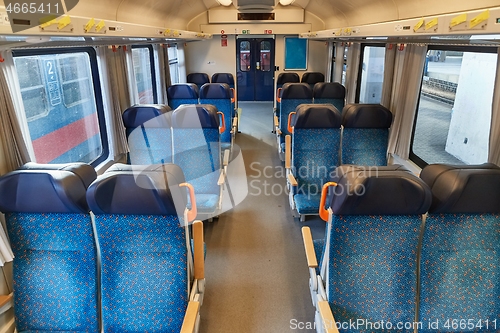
[284, 103, 392, 220]
[122, 104, 230, 218]
[275, 82, 346, 158]
[276, 71, 325, 90]
[167, 82, 237, 145]
[302, 163, 500, 333]
[0, 162, 205, 333]
[187, 72, 235, 91]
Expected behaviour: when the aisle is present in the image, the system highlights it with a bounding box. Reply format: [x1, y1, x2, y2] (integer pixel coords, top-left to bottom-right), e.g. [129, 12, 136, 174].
[199, 102, 318, 332]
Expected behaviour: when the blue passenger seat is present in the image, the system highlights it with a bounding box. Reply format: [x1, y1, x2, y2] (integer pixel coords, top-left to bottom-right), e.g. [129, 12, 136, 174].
[0, 165, 99, 333]
[303, 166, 431, 331]
[172, 104, 226, 218]
[87, 163, 204, 333]
[167, 83, 199, 110]
[187, 72, 210, 90]
[313, 82, 345, 112]
[199, 83, 235, 151]
[276, 83, 313, 158]
[418, 163, 500, 332]
[301, 72, 325, 89]
[211, 73, 236, 127]
[274, 73, 300, 133]
[122, 104, 173, 164]
[341, 103, 392, 166]
[285, 104, 342, 221]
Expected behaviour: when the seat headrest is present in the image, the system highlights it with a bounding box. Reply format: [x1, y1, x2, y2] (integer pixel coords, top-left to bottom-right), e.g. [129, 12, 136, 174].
[212, 73, 234, 85]
[87, 164, 188, 215]
[187, 73, 210, 85]
[172, 104, 219, 129]
[199, 83, 231, 99]
[277, 73, 300, 85]
[329, 165, 432, 215]
[342, 104, 393, 128]
[0, 170, 90, 213]
[167, 84, 199, 99]
[281, 83, 313, 99]
[420, 163, 500, 214]
[313, 82, 346, 99]
[293, 104, 342, 129]
[20, 162, 97, 188]
[301, 72, 324, 84]
[122, 104, 172, 128]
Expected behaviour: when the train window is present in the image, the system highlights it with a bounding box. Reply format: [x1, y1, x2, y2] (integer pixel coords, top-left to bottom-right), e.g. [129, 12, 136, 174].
[240, 41, 250, 72]
[13, 48, 108, 166]
[131, 45, 158, 104]
[411, 46, 497, 166]
[167, 44, 180, 84]
[357, 45, 385, 103]
[260, 41, 271, 71]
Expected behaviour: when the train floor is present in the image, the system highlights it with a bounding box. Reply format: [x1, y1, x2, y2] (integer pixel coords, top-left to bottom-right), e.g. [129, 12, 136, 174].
[200, 101, 325, 333]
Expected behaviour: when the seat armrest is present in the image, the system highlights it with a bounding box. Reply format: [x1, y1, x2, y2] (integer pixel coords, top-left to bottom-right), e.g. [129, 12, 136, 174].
[223, 149, 230, 168]
[180, 300, 200, 333]
[193, 221, 205, 280]
[285, 135, 291, 169]
[317, 300, 339, 333]
[287, 173, 298, 187]
[301, 227, 318, 268]
[274, 115, 279, 128]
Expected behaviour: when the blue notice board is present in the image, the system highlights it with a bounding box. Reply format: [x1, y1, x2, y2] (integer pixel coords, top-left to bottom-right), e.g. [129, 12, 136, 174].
[284, 37, 307, 70]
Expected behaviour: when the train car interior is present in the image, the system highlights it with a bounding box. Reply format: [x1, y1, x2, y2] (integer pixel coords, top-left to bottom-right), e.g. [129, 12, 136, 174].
[0, 0, 498, 332]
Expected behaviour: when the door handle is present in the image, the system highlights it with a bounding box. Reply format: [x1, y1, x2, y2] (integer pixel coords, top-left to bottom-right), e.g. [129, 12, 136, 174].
[256, 61, 260, 70]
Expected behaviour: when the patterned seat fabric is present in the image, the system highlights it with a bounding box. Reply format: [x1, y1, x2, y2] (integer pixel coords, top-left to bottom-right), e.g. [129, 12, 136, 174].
[0, 166, 98, 333]
[341, 103, 392, 166]
[278, 83, 313, 152]
[419, 164, 500, 332]
[122, 104, 172, 164]
[167, 83, 199, 110]
[313, 82, 346, 112]
[87, 164, 189, 333]
[187, 72, 210, 90]
[199, 83, 233, 146]
[290, 104, 342, 215]
[301, 72, 325, 89]
[275, 73, 300, 115]
[211, 74, 236, 119]
[323, 166, 431, 332]
[172, 104, 222, 215]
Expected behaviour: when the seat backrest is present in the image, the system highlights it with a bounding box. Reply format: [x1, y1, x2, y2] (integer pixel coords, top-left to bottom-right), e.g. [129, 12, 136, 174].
[122, 104, 173, 164]
[341, 103, 392, 165]
[87, 164, 190, 332]
[301, 72, 324, 89]
[0, 167, 98, 332]
[199, 83, 232, 143]
[172, 105, 221, 197]
[313, 82, 345, 112]
[19, 161, 97, 188]
[279, 83, 313, 143]
[211, 73, 235, 89]
[167, 83, 199, 110]
[291, 104, 342, 193]
[187, 72, 210, 90]
[324, 166, 431, 328]
[419, 164, 500, 330]
[276, 72, 300, 89]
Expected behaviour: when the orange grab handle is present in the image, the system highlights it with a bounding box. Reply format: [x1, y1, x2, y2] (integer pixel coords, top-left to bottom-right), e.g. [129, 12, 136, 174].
[230, 88, 235, 103]
[319, 182, 337, 222]
[180, 183, 197, 222]
[217, 112, 226, 134]
[287, 112, 296, 134]
[276, 88, 282, 103]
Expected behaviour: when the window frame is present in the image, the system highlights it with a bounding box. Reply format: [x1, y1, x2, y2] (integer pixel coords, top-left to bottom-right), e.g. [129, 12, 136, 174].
[13, 47, 109, 166]
[131, 44, 158, 104]
[409, 44, 497, 168]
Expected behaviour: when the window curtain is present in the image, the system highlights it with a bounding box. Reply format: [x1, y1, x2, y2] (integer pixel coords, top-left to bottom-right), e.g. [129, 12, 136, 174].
[97, 46, 131, 157]
[387, 44, 427, 159]
[333, 42, 345, 84]
[380, 44, 397, 108]
[0, 50, 31, 174]
[488, 47, 500, 165]
[177, 43, 187, 83]
[153, 45, 167, 104]
[344, 43, 361, 103]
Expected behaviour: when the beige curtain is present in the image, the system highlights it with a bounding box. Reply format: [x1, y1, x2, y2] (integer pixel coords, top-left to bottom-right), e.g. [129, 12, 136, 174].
[380, 44, 397, 108]
[344, 43, 361, 103]
[0, 51, 31, 174]
[387, 44, 428, 159]
[488, 47, 500, 165]
[154, 44, 169, 104]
